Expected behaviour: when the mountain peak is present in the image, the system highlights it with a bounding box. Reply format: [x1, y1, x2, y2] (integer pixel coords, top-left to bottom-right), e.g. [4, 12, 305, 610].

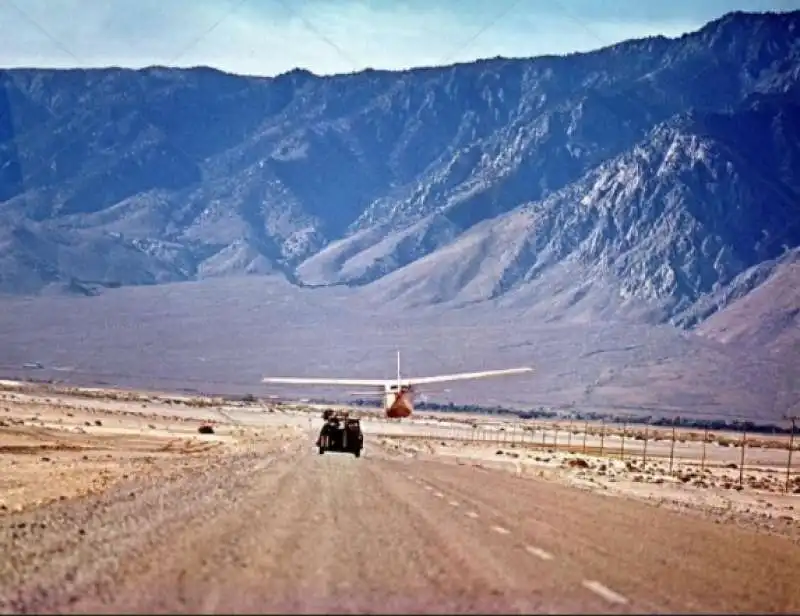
[0, 10, 797, 339]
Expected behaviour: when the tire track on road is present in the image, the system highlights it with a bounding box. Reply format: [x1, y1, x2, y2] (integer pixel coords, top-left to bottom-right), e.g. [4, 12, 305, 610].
[368, 459, 639, 614]
[1, 438, 308, 613]
[393, 459, 669, 612]
[26, 445, 627, 613]
[395, 456, 800, 613]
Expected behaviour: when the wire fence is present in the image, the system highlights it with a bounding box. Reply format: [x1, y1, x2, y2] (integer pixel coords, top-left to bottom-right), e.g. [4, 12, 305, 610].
[2, 373, 797, 492]
[369, 415, 800, 494]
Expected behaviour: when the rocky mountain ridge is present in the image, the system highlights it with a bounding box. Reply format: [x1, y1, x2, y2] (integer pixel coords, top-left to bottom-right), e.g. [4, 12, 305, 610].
[0, 9, 798, 331]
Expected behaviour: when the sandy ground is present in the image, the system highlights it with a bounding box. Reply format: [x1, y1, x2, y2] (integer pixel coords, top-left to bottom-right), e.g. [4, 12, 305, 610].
[1, 382, 799, 613]
[0, 382, 303, 514]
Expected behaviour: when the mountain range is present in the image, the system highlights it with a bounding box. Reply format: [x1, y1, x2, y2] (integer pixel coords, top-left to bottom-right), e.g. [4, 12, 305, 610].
[0, 10, 798, 420]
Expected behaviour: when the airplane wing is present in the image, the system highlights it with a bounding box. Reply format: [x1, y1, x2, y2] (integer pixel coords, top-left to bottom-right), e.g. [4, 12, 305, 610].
[262, 367, 533, 388]
[403, 367, 533, 387]
[261, 377, 388, 387]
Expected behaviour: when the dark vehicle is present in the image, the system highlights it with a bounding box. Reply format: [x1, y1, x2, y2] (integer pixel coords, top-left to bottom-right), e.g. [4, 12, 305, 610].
[317, 411, 363, 457]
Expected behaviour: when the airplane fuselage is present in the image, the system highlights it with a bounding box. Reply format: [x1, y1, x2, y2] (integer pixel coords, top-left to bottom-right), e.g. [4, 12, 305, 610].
[385, 385, 414, 418]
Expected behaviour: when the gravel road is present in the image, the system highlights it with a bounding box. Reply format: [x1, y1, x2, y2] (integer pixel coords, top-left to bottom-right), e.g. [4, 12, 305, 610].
[2, 433, 798, 614]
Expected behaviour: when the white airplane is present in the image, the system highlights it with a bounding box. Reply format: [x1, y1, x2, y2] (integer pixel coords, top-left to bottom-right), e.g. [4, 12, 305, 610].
[261, 351, 533, 419]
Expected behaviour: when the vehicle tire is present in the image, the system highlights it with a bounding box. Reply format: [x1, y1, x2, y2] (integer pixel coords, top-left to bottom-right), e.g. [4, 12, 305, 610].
[353, 449, 361, 458]
[318, 446, 325, 455]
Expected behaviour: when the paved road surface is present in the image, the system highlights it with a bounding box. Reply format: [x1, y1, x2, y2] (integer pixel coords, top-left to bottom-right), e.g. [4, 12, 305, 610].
[2, 434, 798, 613]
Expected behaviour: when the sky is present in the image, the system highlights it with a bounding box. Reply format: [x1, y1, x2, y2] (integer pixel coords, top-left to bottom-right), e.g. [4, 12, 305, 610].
[0, 0, 798, 77]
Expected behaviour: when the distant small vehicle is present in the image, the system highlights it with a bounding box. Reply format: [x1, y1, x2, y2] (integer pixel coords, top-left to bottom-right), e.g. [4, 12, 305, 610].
[316, 410, 363, 457]
[22, 362, 44, 370]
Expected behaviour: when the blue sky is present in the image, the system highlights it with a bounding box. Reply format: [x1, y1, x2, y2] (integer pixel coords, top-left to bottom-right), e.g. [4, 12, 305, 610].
[0, 0, 798, 76]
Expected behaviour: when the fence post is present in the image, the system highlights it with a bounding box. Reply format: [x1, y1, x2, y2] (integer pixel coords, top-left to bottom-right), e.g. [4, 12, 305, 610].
[701, 425, 708, 473]
[739, 425, 747, 488]
[541, 425, 546, 448]
[669, 420, 676, 474]
[568, 419, 574, 450]
[554, 423, 560, 451]
[786, 417, 796, 494]
[620, 419, 627, 459]
[599, 418, 605, 456]
[642, 425, 648, 466]
[582, 421, 588, 453]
